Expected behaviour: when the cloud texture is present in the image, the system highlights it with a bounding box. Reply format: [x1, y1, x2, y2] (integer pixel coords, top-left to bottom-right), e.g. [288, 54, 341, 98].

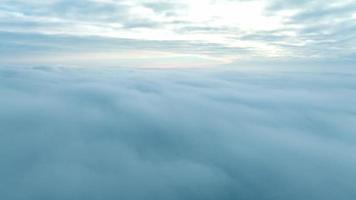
[1, 65, 356, 199]
[1, 0, 355, 66]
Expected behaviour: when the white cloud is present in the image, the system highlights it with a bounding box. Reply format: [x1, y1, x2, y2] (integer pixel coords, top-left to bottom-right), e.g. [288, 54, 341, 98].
[0, 0, 355, 66]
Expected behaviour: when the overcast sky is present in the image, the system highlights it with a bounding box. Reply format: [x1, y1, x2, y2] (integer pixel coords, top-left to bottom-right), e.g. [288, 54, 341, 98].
[0, 0, 355, 67]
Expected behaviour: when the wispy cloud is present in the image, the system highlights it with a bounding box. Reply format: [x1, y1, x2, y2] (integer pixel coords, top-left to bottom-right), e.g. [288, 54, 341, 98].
[0, 0, 355, 66]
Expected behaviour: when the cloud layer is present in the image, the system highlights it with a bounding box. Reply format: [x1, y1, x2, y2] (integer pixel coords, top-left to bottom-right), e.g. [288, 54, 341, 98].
[1, 65, 356, 199]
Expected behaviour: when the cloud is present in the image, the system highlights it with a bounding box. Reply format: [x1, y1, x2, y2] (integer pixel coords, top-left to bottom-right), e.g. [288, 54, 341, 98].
[1, 0, 355, 65]
[0, 0, 356, 66]
[1, 65, 356, 199]
[266, 0, 312, 11]
[0, 31, 249, 67]
[143, 1, 185, 16]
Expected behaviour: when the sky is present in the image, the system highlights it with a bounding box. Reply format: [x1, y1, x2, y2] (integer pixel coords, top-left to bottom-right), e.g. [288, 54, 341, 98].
[1, 1, 356, 199]
[1, 0, 356, 67]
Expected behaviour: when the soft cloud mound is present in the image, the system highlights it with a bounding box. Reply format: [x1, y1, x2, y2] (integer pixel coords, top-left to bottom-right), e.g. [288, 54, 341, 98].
[1, 66, 356, 200]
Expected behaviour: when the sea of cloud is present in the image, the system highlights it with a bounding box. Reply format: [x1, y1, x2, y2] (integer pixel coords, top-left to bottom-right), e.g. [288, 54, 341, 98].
[1, 65, 356, 200]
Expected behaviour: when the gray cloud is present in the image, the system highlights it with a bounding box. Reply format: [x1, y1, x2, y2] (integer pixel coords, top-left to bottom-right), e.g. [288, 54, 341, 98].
[143, 1, 185, 16]
[289, 2, 356, 21]
[266, 0, 312, 11]
[0, 31, 250, 66]
[0, 0, 161, 30]
[262, 0, 356, 59]
[1, 0, 127, 21]
[1, 65, 356, 199]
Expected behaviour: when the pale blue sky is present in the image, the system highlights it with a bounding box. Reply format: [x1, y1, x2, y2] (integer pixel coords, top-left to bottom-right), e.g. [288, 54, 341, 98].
[0, 0, 355, 67]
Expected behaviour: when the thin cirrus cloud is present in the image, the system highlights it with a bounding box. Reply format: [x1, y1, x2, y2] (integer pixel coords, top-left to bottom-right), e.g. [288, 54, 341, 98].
[0, 0, 355, 67]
